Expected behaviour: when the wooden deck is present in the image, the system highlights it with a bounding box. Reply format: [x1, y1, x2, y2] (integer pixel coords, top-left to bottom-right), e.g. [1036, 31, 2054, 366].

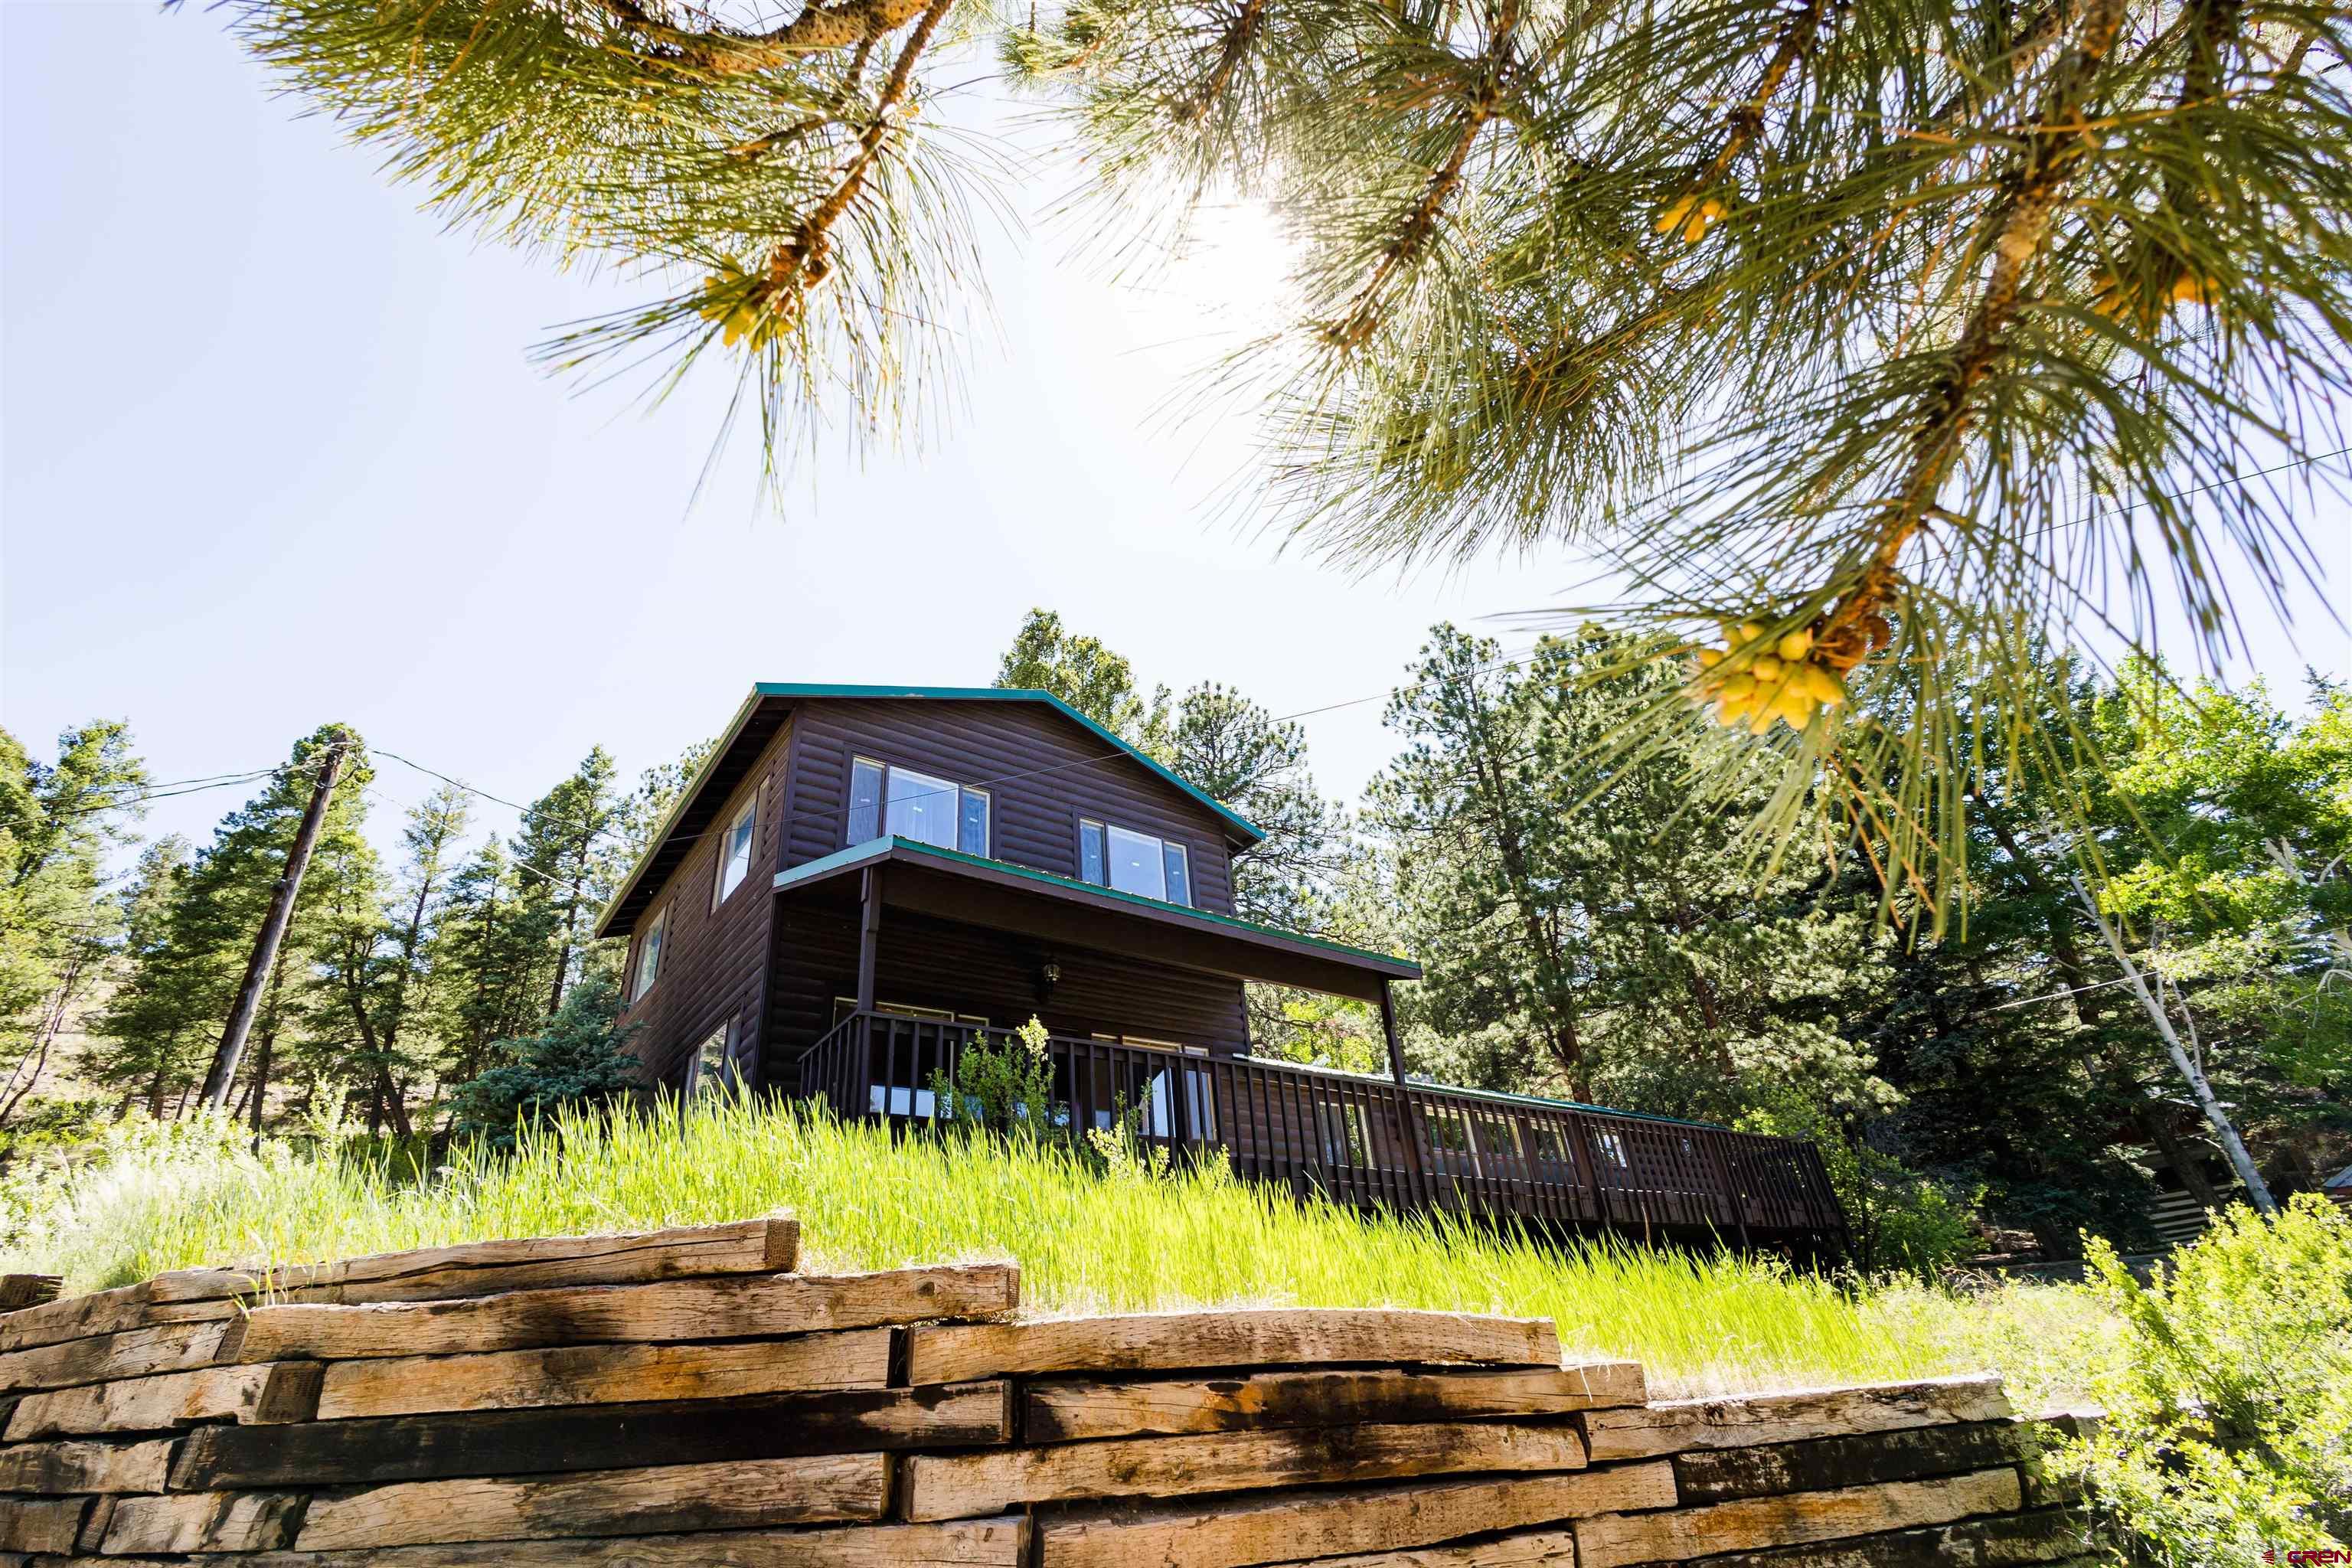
[797, 1012, 1851, 1258]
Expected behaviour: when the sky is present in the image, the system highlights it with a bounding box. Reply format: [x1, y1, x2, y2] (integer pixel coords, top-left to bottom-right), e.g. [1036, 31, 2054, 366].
[5, 0, 2349, 870]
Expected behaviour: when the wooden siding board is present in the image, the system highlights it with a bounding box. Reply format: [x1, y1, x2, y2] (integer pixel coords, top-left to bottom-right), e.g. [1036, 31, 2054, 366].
[614, 717, 795, 1089]
[782, 701, 1238, 907]
[763, 904, 1253, 1080]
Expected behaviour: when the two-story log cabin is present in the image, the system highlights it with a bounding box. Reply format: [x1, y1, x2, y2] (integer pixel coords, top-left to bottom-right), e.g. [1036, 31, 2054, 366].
[596, 684, 1850, 1256]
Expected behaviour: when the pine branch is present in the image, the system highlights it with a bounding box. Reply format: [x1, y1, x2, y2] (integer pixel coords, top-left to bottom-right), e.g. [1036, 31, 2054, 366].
[599, 0, 940, 68]
[1178, 0, 1272, 122]
[754, 0, 958, 317]
[1322, 0, 1521, 351]
[1813, 0, 2132, 671]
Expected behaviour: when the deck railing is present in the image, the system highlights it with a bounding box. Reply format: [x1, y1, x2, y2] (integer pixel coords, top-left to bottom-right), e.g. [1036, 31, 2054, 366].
[795, 1011, 1849, 1255]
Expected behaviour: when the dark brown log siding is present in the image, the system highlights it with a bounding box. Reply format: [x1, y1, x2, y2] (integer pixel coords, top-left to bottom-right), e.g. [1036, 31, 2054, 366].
[761, 905, 1250, 1093]
[615, 718, 795, 1088]
[780, 700, 1240, 913]
[762, 697, 1254, 1089]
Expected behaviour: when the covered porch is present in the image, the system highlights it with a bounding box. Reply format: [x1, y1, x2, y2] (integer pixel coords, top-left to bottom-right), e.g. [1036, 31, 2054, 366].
[771, 837, 1851, 1257]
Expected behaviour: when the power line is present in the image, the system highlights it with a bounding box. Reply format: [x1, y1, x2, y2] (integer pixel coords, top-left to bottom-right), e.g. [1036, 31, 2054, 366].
[370, 750, 532, 814]
[2060, 441, 2352, 531]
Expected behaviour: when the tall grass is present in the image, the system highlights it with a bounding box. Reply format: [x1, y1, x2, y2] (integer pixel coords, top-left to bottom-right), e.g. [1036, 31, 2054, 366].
[0, 1096, 2112, 1400]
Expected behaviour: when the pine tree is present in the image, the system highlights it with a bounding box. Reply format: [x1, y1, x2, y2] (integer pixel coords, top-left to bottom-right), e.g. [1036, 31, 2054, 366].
[995, 608, 1170, 752]
[209, 0, 2349, 916]
[299, 782, 466, 1137]
[510, 749, 627, 1015]
[1369, 624, 1891, 1116]
[0, 722, 149, 1125]
[427, 841, 553, 1089]
[87, 838, 201, 1119]
[96, 727, 374, 1126]
[1170, 683, 1348, 930]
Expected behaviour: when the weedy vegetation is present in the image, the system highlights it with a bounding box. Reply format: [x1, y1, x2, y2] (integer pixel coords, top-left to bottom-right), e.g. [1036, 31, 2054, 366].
[5, 1089, 2115, 1403]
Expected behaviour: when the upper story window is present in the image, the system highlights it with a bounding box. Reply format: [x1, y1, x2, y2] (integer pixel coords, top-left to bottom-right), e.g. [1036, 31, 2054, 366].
[632, 906, 666, 1002]
[847, 756, 989, 856]
[1079, 819, 1192, 907]
[713, 795, 757, 906]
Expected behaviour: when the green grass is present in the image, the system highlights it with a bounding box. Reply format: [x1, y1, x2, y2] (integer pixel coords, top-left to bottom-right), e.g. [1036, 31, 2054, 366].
[0, 1095, 2115, 1402]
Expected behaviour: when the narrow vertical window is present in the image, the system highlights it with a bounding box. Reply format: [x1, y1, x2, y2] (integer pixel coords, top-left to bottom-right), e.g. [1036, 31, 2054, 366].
[846, 757, 883, 844]
[714, 795, 756, 905]
[1161, 841, 1191, 907]
[959, 788, 990, 857]
[691, 1016, 737, 1094]
[1080, 819, 1106, 885]
[632, 906, 666, 1002]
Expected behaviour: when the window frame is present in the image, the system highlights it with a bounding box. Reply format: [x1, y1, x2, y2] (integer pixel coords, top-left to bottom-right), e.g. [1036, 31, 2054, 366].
[687, 1014, 739, 1095]
[844, 755, 989, 857]
[713, 792, 759, 909]
[1076, 819, 1194, 908]
[632, 905, 666, 1003]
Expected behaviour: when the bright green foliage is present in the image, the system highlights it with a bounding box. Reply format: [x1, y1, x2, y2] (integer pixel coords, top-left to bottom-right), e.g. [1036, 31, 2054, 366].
[2090, 668, 2352, 1187]
[995, 608, 1172, 754]
[929, 1016, 1059, 1134]
[0, 1089, 2108, 1401]
[1739, 1094, 1982, 1279]
[2063, 1197, 2352, 1564]
[0, 722, 148, 1129]
[446, 973, 640, 1149]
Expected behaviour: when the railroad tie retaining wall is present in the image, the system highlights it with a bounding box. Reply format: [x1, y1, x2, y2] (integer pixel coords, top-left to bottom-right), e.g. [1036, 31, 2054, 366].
[0, 1220, 2095, 1565]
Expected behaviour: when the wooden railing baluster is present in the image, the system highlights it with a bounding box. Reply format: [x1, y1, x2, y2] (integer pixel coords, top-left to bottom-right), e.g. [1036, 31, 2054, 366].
[792, 1010, 1846, 1256]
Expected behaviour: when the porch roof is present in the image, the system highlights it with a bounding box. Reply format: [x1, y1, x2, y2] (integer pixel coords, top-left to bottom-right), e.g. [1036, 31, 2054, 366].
[774, 835, 1421, 1002]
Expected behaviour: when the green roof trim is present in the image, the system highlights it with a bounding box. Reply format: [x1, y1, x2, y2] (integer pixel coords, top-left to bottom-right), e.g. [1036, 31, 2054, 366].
[597, 681, 1269, 942]
[747, 683, 1268, 845]
[775, 835, 1420, 977]
[591, 687, 770, 941]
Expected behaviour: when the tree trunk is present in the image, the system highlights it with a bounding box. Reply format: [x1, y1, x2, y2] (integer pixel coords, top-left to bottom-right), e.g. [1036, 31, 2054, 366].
[243, 951, 290, 1138]
[2072, 876, 2278, 1215]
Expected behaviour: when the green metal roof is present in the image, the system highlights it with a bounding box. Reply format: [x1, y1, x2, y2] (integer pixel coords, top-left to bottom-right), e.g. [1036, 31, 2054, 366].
[749, 684, 1268, 845]
[774, 835, 1420, 978]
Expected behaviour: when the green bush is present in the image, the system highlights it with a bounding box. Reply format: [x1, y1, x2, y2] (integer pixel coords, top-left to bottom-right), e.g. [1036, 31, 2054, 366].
[2061, 1195, 2352, 1565]
[1737, 1094, 1981, 1278]
[929, 1017, 1057, 1135]
[447, 975, 639, 1150]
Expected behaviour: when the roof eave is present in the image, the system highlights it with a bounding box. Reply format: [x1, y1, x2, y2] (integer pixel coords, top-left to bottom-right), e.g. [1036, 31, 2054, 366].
[592, 686, 773, 942]
[773, 835, 1420, 979]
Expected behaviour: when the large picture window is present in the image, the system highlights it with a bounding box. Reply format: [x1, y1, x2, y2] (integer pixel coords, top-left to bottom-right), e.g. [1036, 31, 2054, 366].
[632, 906, 665, 1002]
[845, 756, 989, 856]
[1079, 821, 1192, 907]
[713, 795, 756, 906]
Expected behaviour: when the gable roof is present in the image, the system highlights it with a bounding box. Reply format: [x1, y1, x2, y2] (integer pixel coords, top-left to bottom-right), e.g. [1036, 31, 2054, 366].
[593, 683, 1267, 940]
[751, 684, 1266, 845]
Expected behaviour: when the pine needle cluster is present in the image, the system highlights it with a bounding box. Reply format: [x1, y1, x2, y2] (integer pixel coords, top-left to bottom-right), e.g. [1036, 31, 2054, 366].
[210, 0, 2350, 919]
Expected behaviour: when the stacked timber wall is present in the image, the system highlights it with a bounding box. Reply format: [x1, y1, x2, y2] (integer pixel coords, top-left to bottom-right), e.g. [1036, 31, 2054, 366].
[1, 1219, 2096, 1566]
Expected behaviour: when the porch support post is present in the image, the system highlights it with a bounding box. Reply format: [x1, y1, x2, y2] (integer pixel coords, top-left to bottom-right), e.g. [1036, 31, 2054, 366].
[1379, 978, 1432, 1208]
[855, 867, 884, 1015]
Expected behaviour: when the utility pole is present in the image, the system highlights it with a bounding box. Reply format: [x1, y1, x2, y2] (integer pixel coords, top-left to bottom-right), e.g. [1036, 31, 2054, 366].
[200, 739, 351, 1111]
[2069, 874, 2278, 1216]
